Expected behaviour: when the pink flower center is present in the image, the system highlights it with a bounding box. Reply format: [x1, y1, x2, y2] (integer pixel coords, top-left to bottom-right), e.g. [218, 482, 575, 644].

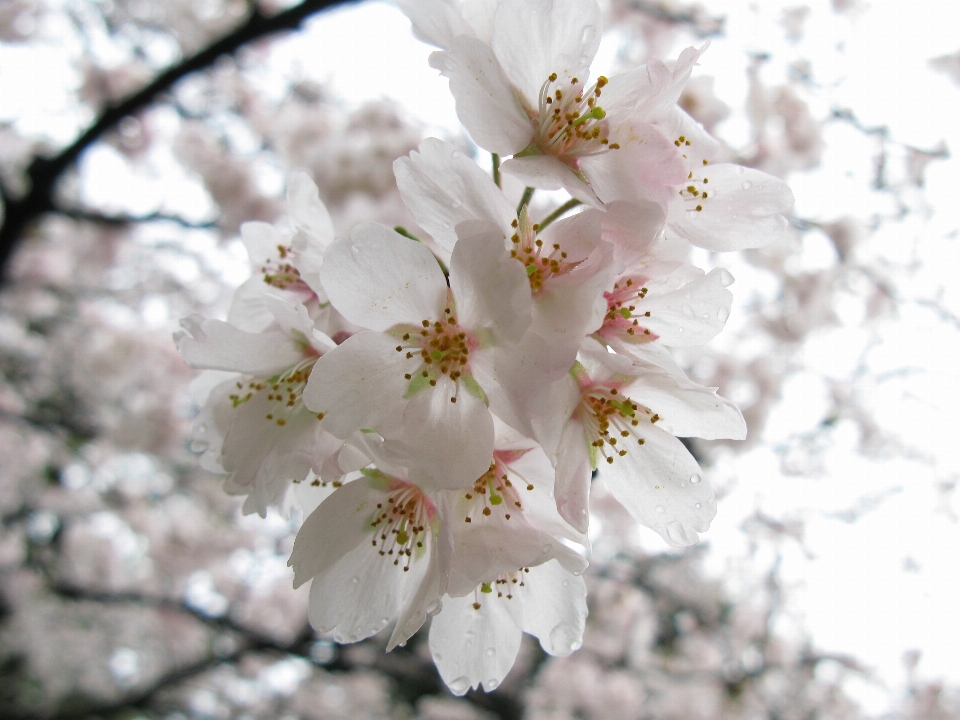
[596, 276, 658, 343]
[261, 244, 315, 295]
[577, 384, 659, 466]
[507, 214, 581, 293]
[461, 450, 535, 523]
[532, 73, 619, 161]
[370, 480, 435, 572]
[392, 303, 478, 402]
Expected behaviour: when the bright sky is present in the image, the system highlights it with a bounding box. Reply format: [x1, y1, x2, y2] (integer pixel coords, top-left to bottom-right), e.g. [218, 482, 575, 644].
[3, 1, 960, 713]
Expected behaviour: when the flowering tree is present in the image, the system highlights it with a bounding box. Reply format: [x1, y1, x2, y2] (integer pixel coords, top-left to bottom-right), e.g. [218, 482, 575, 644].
[1, 1, 959, 719]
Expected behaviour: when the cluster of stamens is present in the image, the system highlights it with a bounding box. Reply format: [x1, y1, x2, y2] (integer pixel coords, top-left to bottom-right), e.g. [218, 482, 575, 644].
[394, 305, 473, 402]
[534, 73, 618, 159]
[261, 244, 313, 293]
[596, 277, 656, 344]
[676, 147, 711, 212]
[508, 214, 578, 293]
[471, 569, 529, 609]
[462, 456, 534, 524]
[228, 358, 319, 427]
[579, 385, 659, 466]
[369, 482, 432, 572]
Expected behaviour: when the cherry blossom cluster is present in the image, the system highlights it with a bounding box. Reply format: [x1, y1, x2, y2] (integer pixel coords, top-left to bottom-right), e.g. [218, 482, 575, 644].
[176, 0, 793, 695]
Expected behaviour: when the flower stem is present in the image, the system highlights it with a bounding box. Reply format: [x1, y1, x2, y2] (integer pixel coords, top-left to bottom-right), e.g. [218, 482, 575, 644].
[517, 187, 535, 216]
[492, 154, 501, 188]
[538, 198, 582, 230]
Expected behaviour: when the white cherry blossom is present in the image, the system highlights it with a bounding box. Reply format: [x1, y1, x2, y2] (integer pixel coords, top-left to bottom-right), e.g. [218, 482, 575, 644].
[303, 221, 531, 490]
[176, 295, 362, 516]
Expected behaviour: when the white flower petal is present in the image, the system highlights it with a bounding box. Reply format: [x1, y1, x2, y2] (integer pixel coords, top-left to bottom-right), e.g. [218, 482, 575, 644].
[176, 317, 303, 375]
[600, 423, 715, 547]
[288, 171, 335, 297]
[491, 0, 602, 104]
[554, 417, 592, 533]
[579, 122, 687, 206]
[227, 277, 284, 332]
[303, 331, 410, 439]
[239, 221, 283, 265]
[385, 375, 495, 491]
[520, 561, 587, 656]
[638, 266, 733, 347]
[428, 591, 523, 696]
[501, 154, 601, 207]
[449, 222, 532, 343]
[430, 37, 533, 156]
[668, 164, 796, 251]
[288, 477, 382, 588]
[319, 223, 447, 331]
[619, 365, 746, 441]
[395, 138, 515, 255]
[396, 0, 474, 48]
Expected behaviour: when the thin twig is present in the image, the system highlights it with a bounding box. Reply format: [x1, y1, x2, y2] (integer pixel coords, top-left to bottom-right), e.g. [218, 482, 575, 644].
[538, 198, 582, 230]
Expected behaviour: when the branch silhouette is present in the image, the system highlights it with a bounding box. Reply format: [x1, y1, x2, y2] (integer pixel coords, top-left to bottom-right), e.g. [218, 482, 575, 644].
[0, 0, 356, 280]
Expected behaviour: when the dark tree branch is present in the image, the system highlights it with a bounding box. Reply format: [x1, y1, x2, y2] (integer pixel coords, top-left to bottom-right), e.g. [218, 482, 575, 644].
[52, 208, 218, 230]
[0, 0, 357, 281]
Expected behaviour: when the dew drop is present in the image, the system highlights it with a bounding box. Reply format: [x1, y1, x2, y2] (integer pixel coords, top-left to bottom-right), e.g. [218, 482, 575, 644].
[442, 221, 450, 229]
[736, 165, 745, 175]
[655, 505, 665, 514]
[487, 678, 499, 689]
[580, 508, 587, 515]
[449, 676, 471, 694]
[351, 576, 359, 584]
[777, 215, 789, 228]
[451, 149, 462, 159]
[678, 326, 684, 333]
[741, 181, 752, 190]
[434, 653, 442, 661]
[718, 270, 734, 287]
[451, 197, 463, 209]
[381, 617, 389, 624]
[542, 545, 551, 553]
[578, 55, 590, 66]
[695, 503, 702, 509]
[718, 307, 729, 322]
[690, 473, 702, 484]
[562, 580, 569, 587]
[680, 481, 687, 488]
[486, 648, 495, 657]
[702, 313, 710, 320]
[572, 569, 582, 576]
[581, 25, 595, 43]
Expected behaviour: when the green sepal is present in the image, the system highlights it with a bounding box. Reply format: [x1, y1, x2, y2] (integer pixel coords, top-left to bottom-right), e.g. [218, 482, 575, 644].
[405, 372, 432, 398]
[462, 375, 489, 406]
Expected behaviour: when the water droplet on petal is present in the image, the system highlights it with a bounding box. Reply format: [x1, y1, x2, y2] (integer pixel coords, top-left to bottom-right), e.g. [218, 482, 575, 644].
[381, 617, 389, 624]
[351, 576, 359, 584]
[542, 545, 551, 553]
[442, 221, 450, 229]
[777, 215, 789, 228]
[718, 307, 729, 322]
[696, 503, 702, 509]
[451, 149, 462, 159]
[690, 474, 702, 484]
[655, 505, 665, 513]
[578, 55, 590, 66]
[572, 569, 582, 576]
[487, 678, 499, 689]
[562, 580, 569, 587]
[486, 648, 495, 657]
[434, 652, 442, 661]
[680, 481, 687, 488]
[741, 181, 752, 190]
[736, 166, 745, 175]
[449, 676, 471, 694]
[451, 197, 463, 209]
[580, 508, 587, 515]
[718, 270, 734, 287]
[581, 26, 595, 43]
[702, 313, 710, 320]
